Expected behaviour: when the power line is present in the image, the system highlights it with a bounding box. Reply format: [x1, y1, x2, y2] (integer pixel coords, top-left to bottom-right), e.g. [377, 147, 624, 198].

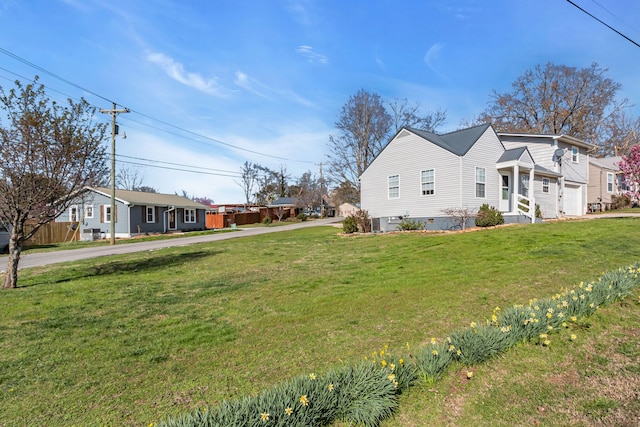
[116, 154, 241, 175]
[0, 48, 316, 164]
[565, 0, 640, 48]
[117, 159, 242, 177]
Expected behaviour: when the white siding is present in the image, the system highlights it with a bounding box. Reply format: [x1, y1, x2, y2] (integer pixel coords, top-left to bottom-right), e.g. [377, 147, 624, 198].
[361, 127, 504, 218]
[361, 132, 460, 218]
[460, 129, 504, 210]
[533, 176, 558, 218]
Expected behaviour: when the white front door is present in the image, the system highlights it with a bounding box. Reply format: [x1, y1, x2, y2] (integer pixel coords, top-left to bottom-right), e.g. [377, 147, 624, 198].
[500, 173, 511, 212]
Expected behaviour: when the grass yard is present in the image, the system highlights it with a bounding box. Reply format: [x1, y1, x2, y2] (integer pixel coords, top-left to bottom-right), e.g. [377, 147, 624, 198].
[0, 218, 639, 426]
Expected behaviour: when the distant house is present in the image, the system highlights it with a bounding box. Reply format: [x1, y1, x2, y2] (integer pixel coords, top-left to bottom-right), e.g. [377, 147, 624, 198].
[338, 202, 358, 217]
[360, 124, 594, 232]
[587, 157, 624, 212]
[56, 187, 210, 239]
[268, 197, 299, 219]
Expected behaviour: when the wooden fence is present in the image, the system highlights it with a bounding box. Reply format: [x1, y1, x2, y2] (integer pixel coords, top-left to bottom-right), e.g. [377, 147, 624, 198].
[23, 221, 80, 246]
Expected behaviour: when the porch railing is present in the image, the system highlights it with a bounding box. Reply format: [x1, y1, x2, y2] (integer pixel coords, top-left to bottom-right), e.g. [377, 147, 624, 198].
[516, 194, 536, 223]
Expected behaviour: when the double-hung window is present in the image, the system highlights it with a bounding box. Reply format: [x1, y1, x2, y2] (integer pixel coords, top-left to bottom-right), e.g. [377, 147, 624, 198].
[388, 175, 400, 199]
[84, 205, 94, 219]
[542, 178, 550, 194]
[184, 208, 196, 223]
[475, 167, 486, 198]
[421, 169, 434, 195]
[69, 205, 79, 222]
[607, 173, 614, 193]
[145, 206, 155, 223]
[571, 146, 579, 163]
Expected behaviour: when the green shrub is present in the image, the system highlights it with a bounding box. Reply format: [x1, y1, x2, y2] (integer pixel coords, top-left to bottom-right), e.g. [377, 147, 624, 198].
[535, 203, 542, 218]
[449, 322, 514, 365]
[342, 215, 358, 234]
[262, 216, 272, 225]
[296, 213, 308, 221]
[475, 204, 504, 227]
[397, 218, 424, 231]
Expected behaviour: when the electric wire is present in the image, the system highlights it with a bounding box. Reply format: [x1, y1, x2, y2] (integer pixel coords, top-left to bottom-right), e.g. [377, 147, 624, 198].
[0, 47, 316, 164]
[115, 154, 241, 175]
[565, 0, 640, 48]
[117, 160, 241, 178]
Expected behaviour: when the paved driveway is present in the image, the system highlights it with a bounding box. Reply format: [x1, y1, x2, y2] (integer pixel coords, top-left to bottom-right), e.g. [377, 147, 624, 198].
[0, 218, 343, 271]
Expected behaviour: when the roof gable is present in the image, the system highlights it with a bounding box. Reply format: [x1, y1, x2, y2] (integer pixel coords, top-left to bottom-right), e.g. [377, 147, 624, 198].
[408, 123, 492, 156]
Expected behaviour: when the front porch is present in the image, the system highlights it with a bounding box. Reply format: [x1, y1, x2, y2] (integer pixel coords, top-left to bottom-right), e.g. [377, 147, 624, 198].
[497, 147, 537, 223]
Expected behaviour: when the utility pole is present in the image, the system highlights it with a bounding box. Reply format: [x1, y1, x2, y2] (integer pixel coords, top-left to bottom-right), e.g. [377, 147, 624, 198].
[100, 103, 130, 245]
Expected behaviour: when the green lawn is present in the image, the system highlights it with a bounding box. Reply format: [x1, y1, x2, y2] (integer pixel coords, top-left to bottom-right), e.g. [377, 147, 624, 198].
[1, 218, 639, 426]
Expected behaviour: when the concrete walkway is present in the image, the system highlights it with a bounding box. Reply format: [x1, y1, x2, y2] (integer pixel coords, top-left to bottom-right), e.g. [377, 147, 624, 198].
[0, 217, 343, 270]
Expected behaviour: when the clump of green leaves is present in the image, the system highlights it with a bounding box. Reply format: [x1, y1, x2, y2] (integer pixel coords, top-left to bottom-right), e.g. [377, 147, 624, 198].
[475, 204, 504, 227]
[397, 218, 424, 231]
[262, 216, 273, 225]
[342, 215, 358, 233]
[414, 341, 453, 381]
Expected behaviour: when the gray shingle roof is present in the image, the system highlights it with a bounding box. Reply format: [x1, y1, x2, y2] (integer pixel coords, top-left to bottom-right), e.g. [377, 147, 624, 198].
[408, 123, 492, 156]
[93, 187, 210, 209]
[497, 147, 528, 163]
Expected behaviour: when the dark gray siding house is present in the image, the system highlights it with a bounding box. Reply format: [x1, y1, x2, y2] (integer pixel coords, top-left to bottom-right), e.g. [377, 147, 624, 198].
[56, 187, 210, 239]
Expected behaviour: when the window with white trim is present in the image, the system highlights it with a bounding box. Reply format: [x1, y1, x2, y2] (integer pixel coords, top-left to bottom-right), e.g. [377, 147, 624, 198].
[607, 172, 614, 193]
[84, 205, 94, 219]
[571, 146, 579, 163]
[69, 205, 79, 222]
[520, 175, 529, 197]
[388, 175, 400, 199]
[420, 169, 434, 195]
[145, 206, 155, 223]
[184, 208, 196, 223]
[475, 167, 486, 198]
[542, 178, 550, 194]
[102, 205, 112, 223]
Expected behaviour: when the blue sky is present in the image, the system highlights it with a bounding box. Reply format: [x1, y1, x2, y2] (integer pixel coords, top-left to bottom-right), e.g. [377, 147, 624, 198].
[1, 0, 639, 203]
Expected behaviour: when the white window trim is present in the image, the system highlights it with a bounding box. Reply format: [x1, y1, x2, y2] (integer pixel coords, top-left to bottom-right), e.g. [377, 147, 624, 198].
[420, 169, 435, 196]
[388, 175, 400, 199]
[146, 206, 155, 223]
[69, 205, 79, 222]
[102, 205, 112, 223]
[571, 146, 579, 163]
[606, 172, 614, 193]
[84, 205, 94, 219]
[475, 167, 486, 198]
[184, 208, 196, 223]
[542, 178, 550, 194]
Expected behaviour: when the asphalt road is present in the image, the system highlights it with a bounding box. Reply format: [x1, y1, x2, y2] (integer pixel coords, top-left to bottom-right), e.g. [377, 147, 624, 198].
[0, 217, 343, 271]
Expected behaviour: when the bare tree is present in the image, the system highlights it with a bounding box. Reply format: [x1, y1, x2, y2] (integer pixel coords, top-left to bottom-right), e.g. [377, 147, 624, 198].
[441, 207, 476, 230]
[0, 78, 107, 288]
[327, 90, 392, 196]
[476, 62, 631, 153]
[331, 180, 360, 206]
[235, 161, 257, 205]
[291, 171, 320, 212]
[116, 166, 145, 190]
[388, 98, 447, 134]
[253, 164, 290, 205]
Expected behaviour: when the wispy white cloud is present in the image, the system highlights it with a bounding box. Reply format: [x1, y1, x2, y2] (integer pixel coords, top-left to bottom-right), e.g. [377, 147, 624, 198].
[424, 43, 448, 81]
[234, 70, 316, 108]
[287, 0, 312, 26]
[296, 45, 328, 64]
[233, 71, 272, 99]
[147, 52, 228, 97]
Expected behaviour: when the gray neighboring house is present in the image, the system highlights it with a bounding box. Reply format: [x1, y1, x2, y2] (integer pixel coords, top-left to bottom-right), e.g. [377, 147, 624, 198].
[56, 187, 210, 239]
[360, 124, 594, 232]
[0, 221, 9, 250]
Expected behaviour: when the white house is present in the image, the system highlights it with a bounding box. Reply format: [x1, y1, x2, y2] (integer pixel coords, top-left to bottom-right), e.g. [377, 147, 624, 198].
[360, 124, 594, 232]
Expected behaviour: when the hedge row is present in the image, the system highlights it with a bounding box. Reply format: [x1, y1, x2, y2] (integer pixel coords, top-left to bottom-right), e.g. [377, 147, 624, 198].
[157, 263, 640, 427]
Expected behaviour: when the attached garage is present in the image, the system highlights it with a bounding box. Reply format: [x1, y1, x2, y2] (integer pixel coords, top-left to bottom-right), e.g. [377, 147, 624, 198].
[563, 184, 584, 216]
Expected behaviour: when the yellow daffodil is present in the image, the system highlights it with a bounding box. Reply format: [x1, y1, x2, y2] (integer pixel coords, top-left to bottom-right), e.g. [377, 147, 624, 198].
[466, 371, 473, 379]
[285, 407, 293, 416]
[261, 412, 269, 421]
[309, 373, 316, 380]
[299, 395, 309, 406]
[328, 383, 334, 391]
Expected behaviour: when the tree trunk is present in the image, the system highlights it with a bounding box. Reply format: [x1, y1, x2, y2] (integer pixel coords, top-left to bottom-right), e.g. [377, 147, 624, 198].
[2, 221, 24, 289]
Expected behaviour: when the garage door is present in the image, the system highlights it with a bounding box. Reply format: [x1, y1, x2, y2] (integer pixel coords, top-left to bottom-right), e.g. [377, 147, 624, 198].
[563, 184, 583, 216]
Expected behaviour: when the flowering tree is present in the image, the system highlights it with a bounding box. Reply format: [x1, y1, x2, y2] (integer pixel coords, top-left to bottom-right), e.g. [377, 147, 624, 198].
[0, 78, 107, 288]
[617, 144, 640, 203]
